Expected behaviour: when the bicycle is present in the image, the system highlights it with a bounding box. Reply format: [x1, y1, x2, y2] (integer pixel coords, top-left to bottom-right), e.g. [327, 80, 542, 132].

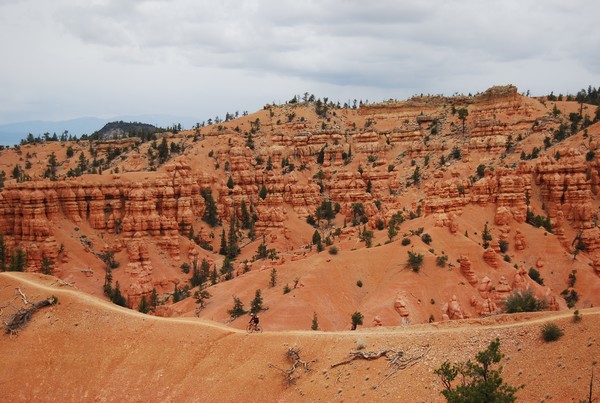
[246, 322, 263, 333]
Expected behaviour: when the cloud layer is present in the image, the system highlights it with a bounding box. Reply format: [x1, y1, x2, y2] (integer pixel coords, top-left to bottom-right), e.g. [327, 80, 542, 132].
[1, 0, 599, 124]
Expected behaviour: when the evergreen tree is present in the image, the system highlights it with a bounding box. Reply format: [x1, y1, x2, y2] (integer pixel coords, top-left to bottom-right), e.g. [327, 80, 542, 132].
[259, 184, 268, 200]
[351, 311, 364, 330]
[227, 295, 247, 318]
[172, 284, 182, 303]
[458, 107, 469, 134]
[250, 289, 264, 314]
[210, 266, 218, 285]
[312, 230, 322, 245]
[45, 152, 58, 180]
[269, 268, 277, 288]
[9, 248, 26, 272]
[227, 176, 234, 189]
[103, 267, 113, 297]
[311, 312, 319, 330]
[219, 228, 228, 255]
[240, 199, 251, 229]
[138, 296, 149, 313]
[201, 258, 211, 284]
[220, 257, 233, 280]
[150, 288, 159, 310]
[111, 281, 127, 307]
[200, 189, 219, 227]
[434, 338, 521, 402]
[317, 147, 325, 164]
[77, 152, 88, 173]
[158, 136, 169, 164]
[40, 256, 54, 275]
[227, 217, 239, 259]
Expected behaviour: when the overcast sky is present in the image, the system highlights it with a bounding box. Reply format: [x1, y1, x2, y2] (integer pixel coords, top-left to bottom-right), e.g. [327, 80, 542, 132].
[1, 0, 599, 126]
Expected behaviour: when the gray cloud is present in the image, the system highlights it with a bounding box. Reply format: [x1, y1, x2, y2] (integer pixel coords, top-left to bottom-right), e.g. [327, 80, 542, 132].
[0, 0, 598, 124]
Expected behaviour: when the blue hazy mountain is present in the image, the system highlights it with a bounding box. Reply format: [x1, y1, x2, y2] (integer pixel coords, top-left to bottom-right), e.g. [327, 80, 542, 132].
[0, 115, 198, 146]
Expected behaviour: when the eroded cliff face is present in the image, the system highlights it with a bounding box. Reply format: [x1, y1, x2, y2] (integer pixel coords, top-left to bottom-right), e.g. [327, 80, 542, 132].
[1, 85, 598, 320]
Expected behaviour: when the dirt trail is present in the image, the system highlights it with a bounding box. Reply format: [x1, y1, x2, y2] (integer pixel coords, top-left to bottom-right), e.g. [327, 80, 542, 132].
[3, 271, 598, 336]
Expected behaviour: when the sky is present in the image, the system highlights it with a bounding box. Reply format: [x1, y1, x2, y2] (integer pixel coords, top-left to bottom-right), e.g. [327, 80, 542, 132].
[1, 0, 599, 127]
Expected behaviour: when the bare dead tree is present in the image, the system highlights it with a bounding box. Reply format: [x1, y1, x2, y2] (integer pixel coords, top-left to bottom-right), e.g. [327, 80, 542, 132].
[2, 288, 57, 335]
[269, 347, 316, 385]
[331, 345, 430, 389]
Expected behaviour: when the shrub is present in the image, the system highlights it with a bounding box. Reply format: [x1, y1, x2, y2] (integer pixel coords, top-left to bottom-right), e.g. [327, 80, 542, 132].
[283, 284, 291, 294]
[311, 312, 319, 330]
[435, 338, 521, 401]
[498, 239, 509, 253]
[503, 254, 511, 263]
[351, 311, 364, 330]
[227, 296, 247, 318]
[528, 268, 544, 285]
[560, 289, 579, 308]
[436, 255, 448, 267]
[421, 233, 432, 244]
[503, 289, 545, 313]
[328, 246, 338, 255]
[407, 251, 424, 272]
[573, 310, 582, 323]
[541, 323, 564, 342]
[356, 280, 363, 288]
[401, 237, 411, 246]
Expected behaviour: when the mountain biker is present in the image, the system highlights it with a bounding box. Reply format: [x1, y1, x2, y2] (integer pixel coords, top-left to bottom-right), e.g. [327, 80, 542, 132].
[249, 313, 260, 330]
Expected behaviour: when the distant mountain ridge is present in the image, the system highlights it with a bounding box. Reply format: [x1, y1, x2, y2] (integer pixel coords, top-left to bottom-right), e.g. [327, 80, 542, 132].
[90, 121, 163, 140]
[0, 114, 198, 145]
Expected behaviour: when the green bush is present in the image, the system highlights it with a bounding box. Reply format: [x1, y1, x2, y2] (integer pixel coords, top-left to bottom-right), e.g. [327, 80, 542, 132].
[528, 268, 544, 285]
[356, 280, 363, 288]
[502, 289, 545, 313]
[499, 239, 509, 253]
[435, 338, 521, 401]
[328, 246, 338, 255]
[436, 255, 448, 267]
[541, 323, 564, 342]
[401, 237, 411, 246]
[421, 233, 432, 244]
[407, 251, 424, 272]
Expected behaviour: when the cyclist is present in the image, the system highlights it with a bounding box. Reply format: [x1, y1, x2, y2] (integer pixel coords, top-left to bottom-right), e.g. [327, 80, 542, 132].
[248, 313, 260, 331]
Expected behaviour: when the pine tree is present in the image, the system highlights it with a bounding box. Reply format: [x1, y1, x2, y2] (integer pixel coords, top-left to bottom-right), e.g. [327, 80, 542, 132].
[311, 312, 319, 330]
[103, 267, 113, 297]
[269, 268, 277, 288]
[138, 296, 149, 313]
[250, 289, 264, 314]
[210, 266, 218, 285]
[201, 189, 219, 227]
[9, 249, 26, 272]
[227, 295, 247, 318]
[201, 258, 211, 284]
[259, 184, 268, 200]
[227, 217, 239, 259]
[111, 281, 127, 307]
[150, 288, 159, 310]
[219, 228, 228, 255]
[240, 199, 251, 229]
[227, 176, 234, 189]
[40, 256, 54, 275]
[220, 257, 233, 280]
[158, 136, 169, 164]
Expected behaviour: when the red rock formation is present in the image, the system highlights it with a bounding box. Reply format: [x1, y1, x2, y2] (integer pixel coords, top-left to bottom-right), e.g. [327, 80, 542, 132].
[483, 248, 499, 269]
[459, 255, 478, 285]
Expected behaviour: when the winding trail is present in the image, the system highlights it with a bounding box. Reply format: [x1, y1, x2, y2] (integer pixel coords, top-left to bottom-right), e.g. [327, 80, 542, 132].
[3, 271, 597, 337]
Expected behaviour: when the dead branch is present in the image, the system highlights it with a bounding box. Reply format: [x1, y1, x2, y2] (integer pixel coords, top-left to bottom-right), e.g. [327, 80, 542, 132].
[4, 296, 58, 335]
[16, 288, 30, 305]
[331, 349, 395, 368]
[330, 345, 431, 389]
[269, 347, 316, 385]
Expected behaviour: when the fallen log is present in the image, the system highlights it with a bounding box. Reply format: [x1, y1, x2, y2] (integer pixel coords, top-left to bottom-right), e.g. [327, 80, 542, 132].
[4, 296, 58, 334]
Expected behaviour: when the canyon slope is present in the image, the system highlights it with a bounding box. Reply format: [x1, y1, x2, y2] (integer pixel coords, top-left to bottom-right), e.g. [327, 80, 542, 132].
[0, 85, 599, 333]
